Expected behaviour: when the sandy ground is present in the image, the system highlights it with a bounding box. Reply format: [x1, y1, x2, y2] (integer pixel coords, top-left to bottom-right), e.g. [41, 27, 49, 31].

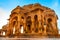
[0, 38, 60, 40]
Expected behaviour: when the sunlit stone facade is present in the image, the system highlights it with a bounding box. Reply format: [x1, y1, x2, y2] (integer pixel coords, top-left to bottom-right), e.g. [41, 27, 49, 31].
[0, 3, 58, 38]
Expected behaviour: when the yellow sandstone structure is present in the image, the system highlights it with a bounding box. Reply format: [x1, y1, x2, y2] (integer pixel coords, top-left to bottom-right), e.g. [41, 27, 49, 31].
[0, 3, 58, 38]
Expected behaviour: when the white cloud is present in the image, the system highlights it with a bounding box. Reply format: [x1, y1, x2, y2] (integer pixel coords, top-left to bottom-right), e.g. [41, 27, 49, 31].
[0, 8, 10, 29]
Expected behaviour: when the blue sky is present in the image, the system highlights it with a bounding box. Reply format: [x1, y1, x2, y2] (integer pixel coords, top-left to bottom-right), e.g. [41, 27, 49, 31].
[0, 0, 60, 30]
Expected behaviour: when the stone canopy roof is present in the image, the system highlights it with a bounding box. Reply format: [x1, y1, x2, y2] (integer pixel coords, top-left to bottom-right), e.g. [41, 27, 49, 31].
[11, 3, 54, 13]
[10, 3, 58, 19]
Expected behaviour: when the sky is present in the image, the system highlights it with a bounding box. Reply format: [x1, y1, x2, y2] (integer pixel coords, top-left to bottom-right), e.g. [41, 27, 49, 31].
[0, 0, 60, 30]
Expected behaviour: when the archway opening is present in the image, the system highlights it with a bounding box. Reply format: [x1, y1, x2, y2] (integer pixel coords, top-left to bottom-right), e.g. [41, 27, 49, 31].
[26, 16, 32, 33]
[48, 18, 52, 23]
[13, 21, 16, 34]
[47, 18, 52, 27]
[11, 16, 18, 35]
[20, 25, 24, 33]
[34, 15, 38, 33]
[27, 24, 31, 30]
[13, 27, 15, 34]
[3, 32, 5, 36]
[21, 16, 24, 21]
[34, 15, 38, 21]
[21, 16, 24, 19]
[47, 18, 53, 32]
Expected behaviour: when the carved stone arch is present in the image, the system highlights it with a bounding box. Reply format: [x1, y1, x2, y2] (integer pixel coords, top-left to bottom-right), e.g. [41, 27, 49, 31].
[46, 17, 58, 34]
[10, 11, 21, 23]
[12, 17, 18, 34]
[46, 17, 52, 31]
[47, 18, 52, 24]
[46, 14, 56, 24]
[34, 15, 38, 21]
[45, 14, 54, 25]
[26, 16, 32, 33]
[21, 16, 24, 22]
[10, 12, 18, 17]
[9, 13, 20, 29]
[10, 14, 18, 22]
[46, 17, 52, 27]
[34, 15, 39, 33]
[11, 17, 18, 25]
[9, 16, 19, 35]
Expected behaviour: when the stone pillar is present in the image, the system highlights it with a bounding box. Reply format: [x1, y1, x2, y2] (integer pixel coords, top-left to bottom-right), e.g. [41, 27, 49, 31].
[38, 21, 42, 33]
[0, 30, 2, 36]
[0, 30, 1, 36]
[38, 15, 42, 33]
[24, 18, 26, 33]
[43, 24, 47, 35]
[13, 15, 21, 36]
[42, 14, 47, 35]
[38, 14, 43, 34]
[31, 16, 35, 34]
[17, 15, 21, 34]
[17, 21, 20, 34]
[1, 32, 2, 36]
[5, 24, 10, 37]
[10, 22, 13, 35]
[8, 17, 13, 36]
